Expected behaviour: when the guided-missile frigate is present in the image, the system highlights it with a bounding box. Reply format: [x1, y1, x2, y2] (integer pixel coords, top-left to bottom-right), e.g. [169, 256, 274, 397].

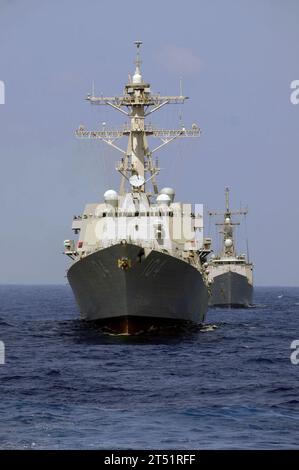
[207, 188, 253, 308]
[64, 42, 211, 333]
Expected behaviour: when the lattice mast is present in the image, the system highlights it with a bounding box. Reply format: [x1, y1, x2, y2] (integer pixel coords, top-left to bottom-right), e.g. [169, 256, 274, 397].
[75, 41, 200, 195]
[208, 187, 248, 257]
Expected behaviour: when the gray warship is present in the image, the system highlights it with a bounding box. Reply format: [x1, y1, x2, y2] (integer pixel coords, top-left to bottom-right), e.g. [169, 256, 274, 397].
[207, 188, 253, 308]
[64, 42, 211, 334]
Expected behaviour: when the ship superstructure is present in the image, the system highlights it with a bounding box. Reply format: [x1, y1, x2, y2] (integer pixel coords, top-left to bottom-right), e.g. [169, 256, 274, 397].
[64, 42, 211, 333]
[207, 187, 253, 307]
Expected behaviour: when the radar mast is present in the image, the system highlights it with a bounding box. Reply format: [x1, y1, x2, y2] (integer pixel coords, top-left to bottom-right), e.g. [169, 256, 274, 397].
[208, 187, 248, 257]
[75, 41, 200, 195]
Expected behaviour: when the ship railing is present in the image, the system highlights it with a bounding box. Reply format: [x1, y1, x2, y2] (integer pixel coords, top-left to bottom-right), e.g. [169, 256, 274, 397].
[75, 124, 200, 139]
[86, 95, 188, 107]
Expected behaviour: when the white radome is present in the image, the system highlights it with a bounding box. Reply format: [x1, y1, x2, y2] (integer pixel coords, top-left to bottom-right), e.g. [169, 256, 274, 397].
[225, 238, 233, 247]
[132, 71, 142, 84]
[104, 189, 118, 207]
[160, 187, 175, 202]
[156, 193, 171, 206]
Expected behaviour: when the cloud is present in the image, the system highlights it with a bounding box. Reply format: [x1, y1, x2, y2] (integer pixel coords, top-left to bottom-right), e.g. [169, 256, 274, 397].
[156, 45, 203, 77]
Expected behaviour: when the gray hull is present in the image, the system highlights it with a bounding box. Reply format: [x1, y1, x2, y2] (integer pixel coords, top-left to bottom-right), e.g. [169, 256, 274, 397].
[209, 271, 253, 308]
[67, 243, 208, 333]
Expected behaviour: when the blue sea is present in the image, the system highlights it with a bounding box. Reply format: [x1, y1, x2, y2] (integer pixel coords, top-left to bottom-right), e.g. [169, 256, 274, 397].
[0, 286, 298, 450]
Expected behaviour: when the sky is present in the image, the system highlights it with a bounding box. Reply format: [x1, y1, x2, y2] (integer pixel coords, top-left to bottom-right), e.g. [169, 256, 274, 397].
[0, 0, 298, 286]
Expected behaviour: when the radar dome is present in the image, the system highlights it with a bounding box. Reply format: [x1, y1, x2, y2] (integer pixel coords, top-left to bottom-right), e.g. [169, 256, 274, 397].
[160, 187, 175, 202]
[225, 217, 231, 224]
[132, 70, 142, 84]
[224, 238, 233, 247]
[156, 193, 171, 206]
[104, 189, 118, 207]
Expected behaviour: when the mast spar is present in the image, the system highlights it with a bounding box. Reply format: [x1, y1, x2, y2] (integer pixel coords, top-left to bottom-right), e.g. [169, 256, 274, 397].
[75, 41, 201, 195]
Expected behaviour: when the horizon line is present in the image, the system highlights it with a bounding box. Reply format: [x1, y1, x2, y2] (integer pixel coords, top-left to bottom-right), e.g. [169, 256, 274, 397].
[0, 283, 298, 288]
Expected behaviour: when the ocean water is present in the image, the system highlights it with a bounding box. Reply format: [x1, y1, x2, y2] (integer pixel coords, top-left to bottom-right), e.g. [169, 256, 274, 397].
[0, 285, 298, 450]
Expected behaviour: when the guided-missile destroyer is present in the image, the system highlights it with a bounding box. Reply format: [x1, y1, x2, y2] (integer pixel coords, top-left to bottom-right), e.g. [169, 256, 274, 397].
[64, 42, 211, 334]
[207, 188, 253, 308]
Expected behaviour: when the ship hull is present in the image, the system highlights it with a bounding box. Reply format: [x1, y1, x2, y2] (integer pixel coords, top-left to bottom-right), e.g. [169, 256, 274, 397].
[67, 243, 208, 333]
[209, 271, 253, 308]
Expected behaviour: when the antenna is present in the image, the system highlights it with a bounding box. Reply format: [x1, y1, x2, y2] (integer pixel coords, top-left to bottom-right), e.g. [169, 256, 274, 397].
[77, 42, 199, 195]
[132, 40, 143, 85]
[246, 238, 250, 262]
[179, 77, 183, 97]
[134, 40, 143, 68]
[225, 187, 230, 213]
[178, 78, 185, 128]
[244, 212, 250, 262]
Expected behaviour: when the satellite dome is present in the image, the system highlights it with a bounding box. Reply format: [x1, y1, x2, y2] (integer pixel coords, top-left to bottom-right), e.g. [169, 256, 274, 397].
[225, 238, 233, 247]
[132, 71, 142, 84]
[104, 189, 118, 207]
[160, 187, 175, 202]
[156, 193, 171, 206]
[225, 217, 231, 224]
